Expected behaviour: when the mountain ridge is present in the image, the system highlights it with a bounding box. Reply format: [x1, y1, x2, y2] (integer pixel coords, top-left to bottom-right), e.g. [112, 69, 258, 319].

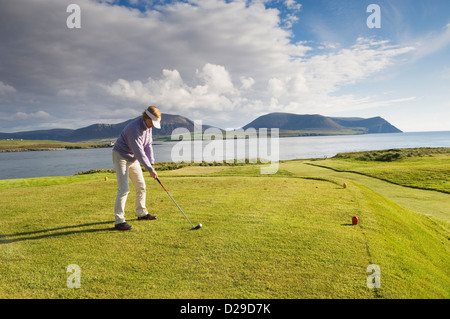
[0, 112, 402, 142]
[243, 112, 402, 134]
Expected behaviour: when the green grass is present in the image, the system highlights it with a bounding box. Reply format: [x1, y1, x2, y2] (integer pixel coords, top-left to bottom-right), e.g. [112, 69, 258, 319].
[0, 151, 449, 298]
[282, 160, 450, 226]
[309, 148, 450, 194]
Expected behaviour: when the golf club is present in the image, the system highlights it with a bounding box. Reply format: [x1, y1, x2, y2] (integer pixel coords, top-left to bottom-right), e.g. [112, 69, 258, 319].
[156, 177, 202, 230]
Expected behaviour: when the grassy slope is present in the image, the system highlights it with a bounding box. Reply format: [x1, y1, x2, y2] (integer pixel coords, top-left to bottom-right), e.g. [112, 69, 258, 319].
[316, 148, 450, 194]
[0, 159, 448, 298]
[285, 161, 450, 226]
[280, 161, 449, 298]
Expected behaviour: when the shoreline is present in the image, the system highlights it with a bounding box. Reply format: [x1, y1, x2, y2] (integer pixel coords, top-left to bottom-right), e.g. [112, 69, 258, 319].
[0, 145, 113, 153]
[1, 147, 449, 182]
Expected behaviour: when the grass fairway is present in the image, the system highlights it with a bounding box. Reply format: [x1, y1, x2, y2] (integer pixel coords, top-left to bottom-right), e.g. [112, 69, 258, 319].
[0, 154, 449, 299]
[316, 147, 450, 194]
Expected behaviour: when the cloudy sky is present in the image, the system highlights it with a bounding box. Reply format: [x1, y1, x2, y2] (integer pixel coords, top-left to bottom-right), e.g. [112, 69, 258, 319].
[0, 0, 449, 133]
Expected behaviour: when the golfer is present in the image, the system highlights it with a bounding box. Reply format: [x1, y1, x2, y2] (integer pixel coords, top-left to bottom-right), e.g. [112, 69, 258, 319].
[112, 106, 161, 230]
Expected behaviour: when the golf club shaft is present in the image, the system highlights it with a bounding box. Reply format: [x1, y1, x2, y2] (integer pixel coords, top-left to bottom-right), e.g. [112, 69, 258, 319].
[156, 177, 195, 228]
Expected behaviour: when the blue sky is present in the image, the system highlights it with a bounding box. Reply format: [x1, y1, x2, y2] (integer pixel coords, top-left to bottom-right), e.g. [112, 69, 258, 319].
[0, 0, 449, 132]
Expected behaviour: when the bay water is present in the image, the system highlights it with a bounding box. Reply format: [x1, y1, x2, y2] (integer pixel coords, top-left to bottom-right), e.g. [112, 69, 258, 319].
[0, 131, 449, 180]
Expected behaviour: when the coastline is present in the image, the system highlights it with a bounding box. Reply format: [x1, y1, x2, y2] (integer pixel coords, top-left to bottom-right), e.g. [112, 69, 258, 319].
[0, 140, 113, 153]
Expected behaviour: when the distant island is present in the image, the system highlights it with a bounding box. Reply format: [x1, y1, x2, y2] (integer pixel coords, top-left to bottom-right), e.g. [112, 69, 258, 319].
[0, 112, 402, 143]
[243, 113, 402, 136]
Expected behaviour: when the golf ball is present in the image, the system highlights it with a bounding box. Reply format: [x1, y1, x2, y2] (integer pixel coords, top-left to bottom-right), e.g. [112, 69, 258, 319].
[198, 223, 202, 228]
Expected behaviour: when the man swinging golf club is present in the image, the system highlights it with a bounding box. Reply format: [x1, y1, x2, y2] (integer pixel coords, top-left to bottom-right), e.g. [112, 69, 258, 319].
[112, 106, 161, 230]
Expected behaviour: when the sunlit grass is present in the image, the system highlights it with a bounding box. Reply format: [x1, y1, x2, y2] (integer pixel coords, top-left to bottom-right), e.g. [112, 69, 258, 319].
[0, 153, 448, 298]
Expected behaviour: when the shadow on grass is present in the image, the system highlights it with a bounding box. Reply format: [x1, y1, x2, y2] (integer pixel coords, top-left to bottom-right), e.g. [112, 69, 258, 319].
[0, 221, 115, 244]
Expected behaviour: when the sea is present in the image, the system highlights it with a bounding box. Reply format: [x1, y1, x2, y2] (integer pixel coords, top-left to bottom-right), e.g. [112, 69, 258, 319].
[0, 131, 449, 180]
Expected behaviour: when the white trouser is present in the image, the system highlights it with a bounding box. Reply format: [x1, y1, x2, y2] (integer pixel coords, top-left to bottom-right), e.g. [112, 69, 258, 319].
[112, 150, 148, 224]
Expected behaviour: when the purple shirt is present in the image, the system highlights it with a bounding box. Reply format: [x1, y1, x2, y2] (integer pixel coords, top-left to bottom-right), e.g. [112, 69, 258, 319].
[113, 117, 155, 172]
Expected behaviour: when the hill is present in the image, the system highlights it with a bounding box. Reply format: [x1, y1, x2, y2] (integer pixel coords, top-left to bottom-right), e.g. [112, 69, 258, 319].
[330, 116, 402, 134]
[0, 112, 402, 142]
[242, 113, 402, 134]
[0, 114, 209, 142]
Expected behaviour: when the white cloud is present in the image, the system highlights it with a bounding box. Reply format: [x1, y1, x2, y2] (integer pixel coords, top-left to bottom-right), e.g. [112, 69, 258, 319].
[240, 76, 255, 90]
[280, 0, 301, 29]
[105, 63, 240, 113]
[301, 38, 415, 94]
[0, 0, 419, 131]
[412, 21, 450, 60]
[0, 81, 16, 95]
[258, 38, 415, 116]
[195, 64, 236, 95]
[267, 78, 284, 98]
[284, 0, 302, 11]
[283, 13, 299, 29]
[267, 74, 308, 97]
[104, 35, 415, 126]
